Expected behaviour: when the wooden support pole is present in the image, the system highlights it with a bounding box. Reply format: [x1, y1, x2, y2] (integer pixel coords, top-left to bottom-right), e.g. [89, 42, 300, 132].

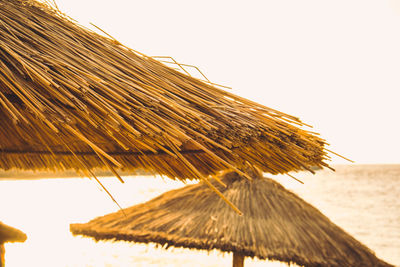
[0, 243, 5, 267]
[232, 252, 244, 267]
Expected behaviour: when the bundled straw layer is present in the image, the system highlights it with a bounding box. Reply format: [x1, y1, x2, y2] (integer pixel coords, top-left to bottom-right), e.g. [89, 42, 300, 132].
[71, 172, 393, 267]
[1, 0, 330, 181]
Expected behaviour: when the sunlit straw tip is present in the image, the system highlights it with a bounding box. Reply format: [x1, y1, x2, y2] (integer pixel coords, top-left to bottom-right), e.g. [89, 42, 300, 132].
[326, 149, 354, 163]
[287, 173, 304, 184]
[212, 175, 227, 187]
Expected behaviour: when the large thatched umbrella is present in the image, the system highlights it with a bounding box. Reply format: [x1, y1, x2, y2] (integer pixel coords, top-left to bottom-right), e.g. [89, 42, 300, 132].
[0, 222, 27, 267]
[0, 0, 331, 192]
[71, 171, 393, 267]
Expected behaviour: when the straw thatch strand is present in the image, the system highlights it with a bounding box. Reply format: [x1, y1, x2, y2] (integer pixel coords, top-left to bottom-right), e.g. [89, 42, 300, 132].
[0, 221, 27, 244]
[0, 0, 331, 181]
[71, 172, 393, 267]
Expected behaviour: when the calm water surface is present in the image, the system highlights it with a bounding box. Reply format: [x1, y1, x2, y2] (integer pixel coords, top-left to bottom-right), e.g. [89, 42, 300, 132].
[0, 164, 399, 266]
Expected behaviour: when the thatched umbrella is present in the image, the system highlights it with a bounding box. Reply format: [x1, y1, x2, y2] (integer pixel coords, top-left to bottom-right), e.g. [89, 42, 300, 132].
[0, 0, 332, 193]
[0, 221, 26, 244]
[71, 171, 393, 267]
[0, 222, 27, 267]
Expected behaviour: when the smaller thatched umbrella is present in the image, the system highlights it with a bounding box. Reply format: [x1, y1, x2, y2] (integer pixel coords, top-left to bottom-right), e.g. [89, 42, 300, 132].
[0, 222, 27, 267]
[70, 171, 393, 267]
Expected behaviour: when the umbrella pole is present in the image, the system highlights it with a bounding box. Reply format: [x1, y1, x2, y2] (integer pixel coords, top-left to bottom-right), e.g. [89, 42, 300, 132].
[0, 243, 5, 267]
[232, 252, 244, 267]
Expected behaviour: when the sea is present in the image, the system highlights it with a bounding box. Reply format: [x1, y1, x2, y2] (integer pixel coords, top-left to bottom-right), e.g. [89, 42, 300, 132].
[0, 164, 399, 267]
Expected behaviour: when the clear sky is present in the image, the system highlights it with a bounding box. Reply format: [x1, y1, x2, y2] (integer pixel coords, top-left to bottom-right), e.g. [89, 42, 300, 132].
[53, 0, 400, 164]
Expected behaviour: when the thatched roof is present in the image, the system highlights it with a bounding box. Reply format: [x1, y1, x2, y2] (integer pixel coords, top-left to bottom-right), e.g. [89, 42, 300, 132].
[0, 0, 330, 182]
[0, 222, 27, 244]
[71, 171, 393, 267]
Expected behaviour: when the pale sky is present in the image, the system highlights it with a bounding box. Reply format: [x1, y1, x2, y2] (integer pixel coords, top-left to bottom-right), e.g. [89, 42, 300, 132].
[53, 0, 400, 164]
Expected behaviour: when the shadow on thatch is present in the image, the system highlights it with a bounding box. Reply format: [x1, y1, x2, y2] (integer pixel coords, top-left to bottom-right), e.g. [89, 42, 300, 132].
[70, 172, 393, 267]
